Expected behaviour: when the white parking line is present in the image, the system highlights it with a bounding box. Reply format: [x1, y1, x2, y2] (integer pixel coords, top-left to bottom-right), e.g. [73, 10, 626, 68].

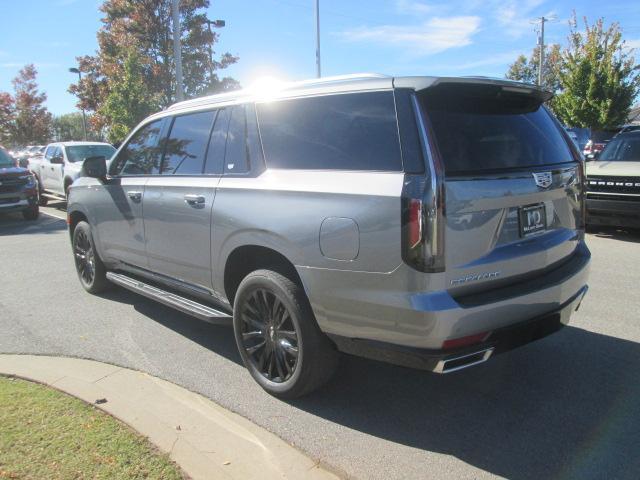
[40, 210, 67, 221]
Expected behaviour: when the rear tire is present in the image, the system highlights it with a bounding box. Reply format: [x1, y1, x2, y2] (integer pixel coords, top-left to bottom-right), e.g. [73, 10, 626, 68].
[35, 176, 48, 206]
[72, 221, 110, 294]
[22, 205, 39, 221]
[233, 269, 339, 399]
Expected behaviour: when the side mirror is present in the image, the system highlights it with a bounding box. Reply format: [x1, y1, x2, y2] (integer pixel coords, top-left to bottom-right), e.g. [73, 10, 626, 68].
[18, 158, 29, 168]
[82, 156, 107, 179]
[586, 151, 600, 161]
[50, 155, 64, 164]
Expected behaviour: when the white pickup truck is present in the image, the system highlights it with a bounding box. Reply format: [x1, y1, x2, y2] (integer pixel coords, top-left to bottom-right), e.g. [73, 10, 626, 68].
[28, 141, 116, 204]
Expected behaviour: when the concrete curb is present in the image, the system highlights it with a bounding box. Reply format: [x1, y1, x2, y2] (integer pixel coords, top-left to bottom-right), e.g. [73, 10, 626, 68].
[0, 354, 339, 480]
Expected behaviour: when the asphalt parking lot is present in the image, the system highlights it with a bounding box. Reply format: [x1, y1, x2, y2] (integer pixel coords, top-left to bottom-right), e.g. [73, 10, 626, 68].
[2, 202, 639, 480]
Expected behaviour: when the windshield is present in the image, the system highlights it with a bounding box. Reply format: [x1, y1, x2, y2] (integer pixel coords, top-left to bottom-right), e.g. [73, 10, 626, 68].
[599, 136, 640, 162]
[0, 149, 15, 168]
[66, 145, 116, 163]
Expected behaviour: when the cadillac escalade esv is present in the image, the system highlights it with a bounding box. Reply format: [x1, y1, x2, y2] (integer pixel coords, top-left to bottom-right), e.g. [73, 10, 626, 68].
[67, 74, 590, 398]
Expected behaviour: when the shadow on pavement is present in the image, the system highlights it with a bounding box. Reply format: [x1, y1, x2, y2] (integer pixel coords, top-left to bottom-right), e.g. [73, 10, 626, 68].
[99, 286, 640, 479]
[0, 213, 67, 236]
[587, 225, 640, 244]
[98, 287, 242, 364]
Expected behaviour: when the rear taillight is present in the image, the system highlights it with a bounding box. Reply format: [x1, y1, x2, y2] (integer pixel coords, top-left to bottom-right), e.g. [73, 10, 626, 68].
[407, 199, 423, 248]
[400, 95, 446, 273]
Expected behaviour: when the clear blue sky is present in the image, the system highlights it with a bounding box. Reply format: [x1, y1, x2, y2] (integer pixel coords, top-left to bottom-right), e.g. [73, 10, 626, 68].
[1, 0, 639, 115]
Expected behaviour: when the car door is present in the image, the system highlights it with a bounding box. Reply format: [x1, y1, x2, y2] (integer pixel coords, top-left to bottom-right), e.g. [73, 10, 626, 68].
[92, 118, 166, 268]
[43, 146, 61, 191]
[49, 146, 66, 195]
[39, 146, 55, 187]
[143, 109, 221, 290]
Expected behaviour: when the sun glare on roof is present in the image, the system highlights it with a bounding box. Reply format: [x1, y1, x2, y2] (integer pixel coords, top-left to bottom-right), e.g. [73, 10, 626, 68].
[247, 76, 287, 101]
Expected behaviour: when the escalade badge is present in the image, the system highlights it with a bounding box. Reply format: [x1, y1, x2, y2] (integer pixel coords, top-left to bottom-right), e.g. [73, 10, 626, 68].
[533, 172, 552, 188]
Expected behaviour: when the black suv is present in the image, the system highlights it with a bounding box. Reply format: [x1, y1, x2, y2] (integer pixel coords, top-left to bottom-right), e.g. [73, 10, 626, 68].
[0, 147, 39, 220]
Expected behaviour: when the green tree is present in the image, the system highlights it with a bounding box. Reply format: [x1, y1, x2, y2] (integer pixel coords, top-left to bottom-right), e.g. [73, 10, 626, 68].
[12, 65, 52, 145]
[554, 15, 640, 129]
[52, 112, 102, 142]
[69, 0, 239, 134]
[0, 92, 15, 146]
[506, 44, 563, 93]
[100, 50, 160, 144]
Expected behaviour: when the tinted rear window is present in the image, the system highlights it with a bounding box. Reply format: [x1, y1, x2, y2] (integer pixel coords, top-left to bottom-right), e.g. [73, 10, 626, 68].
[66, 145, 116, 163]
[422, 86, 574, 174]
[257, 91, 401, 171]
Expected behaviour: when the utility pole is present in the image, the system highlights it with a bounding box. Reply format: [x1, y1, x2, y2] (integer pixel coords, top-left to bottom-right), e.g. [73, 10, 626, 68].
[532, 15, 554, 86]
[172, 0, 184, 101]
[315, 0, 321, 78]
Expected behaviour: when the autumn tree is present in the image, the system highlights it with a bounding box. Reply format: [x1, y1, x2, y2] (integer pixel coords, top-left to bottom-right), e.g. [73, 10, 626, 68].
[553, 15, 640, 129]
[11, 65, 52, 145]
[70, 0, 239, 142]
[506, 44, 563, 92]
[0, 92, 15, 146]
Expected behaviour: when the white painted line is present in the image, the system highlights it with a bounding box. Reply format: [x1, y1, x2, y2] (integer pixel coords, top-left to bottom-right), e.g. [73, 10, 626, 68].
[40, 210, 67, 221]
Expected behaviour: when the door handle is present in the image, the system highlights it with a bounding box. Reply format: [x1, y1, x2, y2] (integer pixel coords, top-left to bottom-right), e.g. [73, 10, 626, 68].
[127, 191, 142, 202]
[184, 194, 205, 206]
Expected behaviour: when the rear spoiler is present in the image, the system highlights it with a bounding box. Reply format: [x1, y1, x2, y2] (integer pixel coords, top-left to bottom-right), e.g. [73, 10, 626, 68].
[393, 76, 553, 104]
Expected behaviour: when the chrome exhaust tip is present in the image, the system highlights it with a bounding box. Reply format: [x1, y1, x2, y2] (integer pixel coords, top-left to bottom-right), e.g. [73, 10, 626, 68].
[434, 347, 494, 374]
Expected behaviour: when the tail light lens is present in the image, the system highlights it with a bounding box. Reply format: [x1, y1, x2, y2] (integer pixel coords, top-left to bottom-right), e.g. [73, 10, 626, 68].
[407, 199, 423, 248]
[442, 331, 491, 350]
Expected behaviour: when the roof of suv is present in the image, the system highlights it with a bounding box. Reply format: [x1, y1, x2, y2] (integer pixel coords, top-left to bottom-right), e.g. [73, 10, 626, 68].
[49, 141, 113, 147]
[166, 73, 550, 114]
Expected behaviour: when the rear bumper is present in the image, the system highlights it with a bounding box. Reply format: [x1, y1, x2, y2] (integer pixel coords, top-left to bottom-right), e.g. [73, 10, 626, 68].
[301, 240, 590, 353]
[586, 196, 640, 227]
[329, 286, 587, 373]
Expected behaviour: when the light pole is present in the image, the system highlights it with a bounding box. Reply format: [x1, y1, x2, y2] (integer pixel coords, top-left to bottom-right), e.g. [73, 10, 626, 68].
[172, 0, 184, 101]
[204, 19, 225, 88]
[69, 67, 88, 140]
[315, 0, 321, 78]
[531, 15, 556, 87]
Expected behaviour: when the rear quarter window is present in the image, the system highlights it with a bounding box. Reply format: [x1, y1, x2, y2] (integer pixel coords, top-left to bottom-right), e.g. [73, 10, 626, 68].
[257, 91, 402, 171]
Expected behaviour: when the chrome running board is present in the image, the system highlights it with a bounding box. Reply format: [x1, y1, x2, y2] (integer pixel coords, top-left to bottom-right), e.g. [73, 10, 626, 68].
[434, 347, 494, 374]
[106, 272, 232, 325]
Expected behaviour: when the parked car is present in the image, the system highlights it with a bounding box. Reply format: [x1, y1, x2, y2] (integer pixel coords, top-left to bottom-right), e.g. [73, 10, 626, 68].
[566, 127, 590, 153]
[585, 130, 640, 227]
[0, 146, 39, 220]
[29, 141, 116, 204]
[67, 74, 590, 398]
[617, 124, 640, 136]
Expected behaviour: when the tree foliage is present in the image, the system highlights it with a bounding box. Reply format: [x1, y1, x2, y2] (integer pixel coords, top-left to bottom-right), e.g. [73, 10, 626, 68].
[70, 0, 239, 143]
[506, 44, 563, 93]
[11, 65, 52, 145]
[101, 50, 160, 144]
[554, 15, 640, 129]
[0, 92, 15, 146]
[52, 112, 103, 142]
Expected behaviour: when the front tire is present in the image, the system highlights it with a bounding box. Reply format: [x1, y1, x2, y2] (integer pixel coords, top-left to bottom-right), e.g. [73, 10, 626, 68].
[22, 205, 39, 221]
[72, 221, 110, 294]
[233, 269, 339, 399]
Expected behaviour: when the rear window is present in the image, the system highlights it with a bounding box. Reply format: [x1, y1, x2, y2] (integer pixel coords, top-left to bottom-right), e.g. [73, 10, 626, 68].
[66, 145, 116, 163]
[257, 91, 401, 171]
[422, 86, 574, 174]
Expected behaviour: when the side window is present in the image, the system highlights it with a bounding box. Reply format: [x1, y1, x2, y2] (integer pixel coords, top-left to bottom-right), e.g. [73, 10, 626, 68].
[44, 146, 55, 160]
[256, 91, 402, 171]
[204, 108, 230, 174]
[160, 110, 215, 175]
[224, 106, 249, 174]
[111, 120, 164, 176]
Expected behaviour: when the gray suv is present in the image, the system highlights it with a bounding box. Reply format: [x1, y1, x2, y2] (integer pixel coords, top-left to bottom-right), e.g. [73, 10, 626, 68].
[68, 74, 590, 398]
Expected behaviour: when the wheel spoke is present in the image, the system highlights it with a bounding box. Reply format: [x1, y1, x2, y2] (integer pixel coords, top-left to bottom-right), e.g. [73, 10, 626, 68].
[279, 330, 297, 341]
[280, 341, 299, 358]
[274, 347, 286, 380]
[246, 340, 266, 356]
[242, 330, 263, 341]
